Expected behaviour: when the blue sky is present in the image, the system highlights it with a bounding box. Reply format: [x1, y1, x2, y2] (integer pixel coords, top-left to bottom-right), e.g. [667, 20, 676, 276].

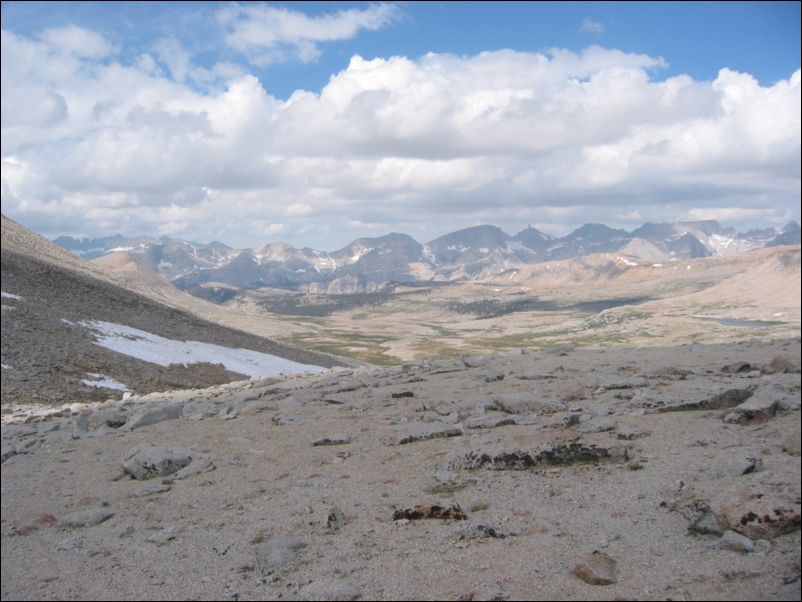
[1, 1, 800, 248]
[4, 2, 799, 95]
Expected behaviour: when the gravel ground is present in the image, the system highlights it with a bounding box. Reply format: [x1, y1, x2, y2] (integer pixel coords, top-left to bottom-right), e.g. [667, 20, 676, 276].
[2, 338, 800, 601]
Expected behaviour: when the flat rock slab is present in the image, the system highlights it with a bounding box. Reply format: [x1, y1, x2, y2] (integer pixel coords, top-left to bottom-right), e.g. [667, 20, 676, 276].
[493, 394, 566, 415]
[658, 388, 754, 413]
[723, 387, 780, 424]
[122, 445, 194, 480]
[453, 442, 628, 471]
[396, 424, 462, 445]
[125, 403, 183, 431]
[572, 550, 617, 585]
[59, 508, 115, 529]
[577, 417, 617, 434]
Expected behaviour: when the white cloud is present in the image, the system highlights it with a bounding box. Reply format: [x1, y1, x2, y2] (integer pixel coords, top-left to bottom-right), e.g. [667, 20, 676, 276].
[38, 25, 115, 58]
[218, 3, 400, 65]
[1, 25, 799, 249]
[580, 18, 605, 34]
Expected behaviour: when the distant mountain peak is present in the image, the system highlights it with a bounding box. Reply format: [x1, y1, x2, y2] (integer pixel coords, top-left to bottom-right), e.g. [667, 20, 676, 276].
[47, 218, 798, 294]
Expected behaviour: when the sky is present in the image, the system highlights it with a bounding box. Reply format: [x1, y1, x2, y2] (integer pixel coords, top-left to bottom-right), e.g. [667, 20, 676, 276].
[1, 1, 800, 250]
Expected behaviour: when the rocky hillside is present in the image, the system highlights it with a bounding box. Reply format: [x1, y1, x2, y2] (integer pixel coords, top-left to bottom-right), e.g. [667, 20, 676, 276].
[1, 216, 351, 406]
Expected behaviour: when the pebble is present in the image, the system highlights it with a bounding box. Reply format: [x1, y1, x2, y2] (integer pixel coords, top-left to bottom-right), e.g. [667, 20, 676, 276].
[571, 550, 617, 585]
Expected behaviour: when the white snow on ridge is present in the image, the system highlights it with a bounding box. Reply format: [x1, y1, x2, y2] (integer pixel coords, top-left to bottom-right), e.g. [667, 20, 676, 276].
[1, 292, 23, 300]
[81, 372, 130, 392]
[79, 320, 327, 378]
[616, 256, 639, 267]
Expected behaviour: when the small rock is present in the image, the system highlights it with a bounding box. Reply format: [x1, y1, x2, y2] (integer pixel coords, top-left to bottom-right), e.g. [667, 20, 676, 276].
[764, 356, 800, 374]
[298, 579, 363, 601]
[312, 434, 352, 446]
[396, 424, 462, 445]
[722, 361, 752, 374]
[60, 508, 115, 529]
[457, 523, 515, 540]
[571, 550, 617, 585]
[254, 537, 307, 581]
[709, 530, 754, 553]
[71, 413, 89, 439]
[326, 506, 346, 532]
[272, 415, 305, 426]
[146, 526, 183, 546]
[684, 501, 724, 536]
[616, 425, 650, 440]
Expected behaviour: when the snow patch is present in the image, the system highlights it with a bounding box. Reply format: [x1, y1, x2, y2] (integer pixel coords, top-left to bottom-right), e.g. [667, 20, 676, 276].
[107, 246, 134, 253]
[1, 364, 12, 370]
[616, 256, 639, 267]
[81, 372, 130, 392]
[79, 320, 327, 377]
[349, 247, 373, 264]
[1, 292, 23, 300]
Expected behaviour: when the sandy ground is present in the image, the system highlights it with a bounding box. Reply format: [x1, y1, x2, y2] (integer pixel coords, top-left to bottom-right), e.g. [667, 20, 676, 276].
[2, 338, 800, 601]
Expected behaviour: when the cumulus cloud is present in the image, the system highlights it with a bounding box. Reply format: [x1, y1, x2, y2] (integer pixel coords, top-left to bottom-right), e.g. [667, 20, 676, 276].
[1, 24, 799, 249]
[217, 2, 400, 64]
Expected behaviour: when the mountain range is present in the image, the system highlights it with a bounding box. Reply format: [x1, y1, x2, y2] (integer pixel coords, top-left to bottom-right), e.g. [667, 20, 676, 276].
[54, 219, 800, 295]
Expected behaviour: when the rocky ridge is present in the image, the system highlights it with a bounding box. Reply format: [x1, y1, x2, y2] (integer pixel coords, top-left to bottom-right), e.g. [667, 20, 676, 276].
[52, 219, 802, 294]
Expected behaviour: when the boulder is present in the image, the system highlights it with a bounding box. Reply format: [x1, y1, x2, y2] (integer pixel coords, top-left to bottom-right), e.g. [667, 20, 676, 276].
[121, 445, 194, 480]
